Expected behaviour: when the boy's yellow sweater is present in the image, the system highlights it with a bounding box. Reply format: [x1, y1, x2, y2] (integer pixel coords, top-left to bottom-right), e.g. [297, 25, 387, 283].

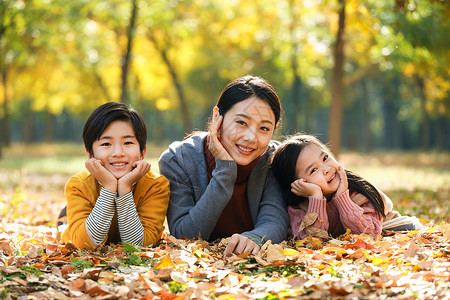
[62, 169, 170, 249]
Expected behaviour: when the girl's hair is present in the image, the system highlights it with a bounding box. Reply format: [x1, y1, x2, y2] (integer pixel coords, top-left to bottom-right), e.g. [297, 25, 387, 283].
[216, 75, 281, 126]
[271, 134, 385, 218]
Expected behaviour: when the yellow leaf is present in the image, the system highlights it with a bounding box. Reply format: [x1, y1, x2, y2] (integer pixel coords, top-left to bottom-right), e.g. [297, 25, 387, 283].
[320, 247, 348, 254]
[295, 239, 306, 247]
[154, 255, 175, 269]
[278, 248, 299, 256]
[193, 250, 206, 258]
[371, 256, 391, 266]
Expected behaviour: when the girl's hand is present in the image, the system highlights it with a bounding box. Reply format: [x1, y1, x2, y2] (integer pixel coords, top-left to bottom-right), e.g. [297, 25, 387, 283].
[85, 158, 117, 193]
[223, 233, 260, 257]
[118, 160, 151, 196]
[291, 178, 323, 199]
[209, 106, 233, 161]
[336, 164, 348, 196]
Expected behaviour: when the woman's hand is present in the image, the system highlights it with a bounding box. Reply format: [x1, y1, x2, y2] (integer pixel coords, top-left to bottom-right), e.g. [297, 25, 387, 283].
[209, 106, 233, 161]
[291, 178, 323, 199]
[85, 158, 118, 193]
[335, 164, 348, 196]
[118, 160, 151, 196]
[223, 233, 260, 257]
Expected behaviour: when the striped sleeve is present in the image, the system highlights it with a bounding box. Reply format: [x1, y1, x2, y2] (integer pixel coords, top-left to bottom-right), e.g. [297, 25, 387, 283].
[85, 188, 116, 247]
[115, 191, 144, 246]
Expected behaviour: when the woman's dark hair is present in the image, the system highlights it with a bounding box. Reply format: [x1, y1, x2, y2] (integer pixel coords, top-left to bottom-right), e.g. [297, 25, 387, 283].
[83, 102, 147, 157]
[271, 134, 385, 218]
[216, 75, 281, 125]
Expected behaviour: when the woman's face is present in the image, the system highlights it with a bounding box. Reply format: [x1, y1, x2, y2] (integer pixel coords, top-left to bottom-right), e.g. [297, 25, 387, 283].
[219, 96, 276, 166]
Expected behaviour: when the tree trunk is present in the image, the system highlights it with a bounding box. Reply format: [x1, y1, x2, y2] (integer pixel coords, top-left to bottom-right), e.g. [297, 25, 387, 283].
[360, 78, 372, 152]
[288, 0, 301, 133]
[24, 102, 33, 144]
[45, 108, 54, 143]
[436, 114, 447, 150]
[1, 67, 10, 147]
[415, 75, 430, 150]
[147, 32, 192, 134]
[328, 0, 346, 157]
[120, 0, 138, 104]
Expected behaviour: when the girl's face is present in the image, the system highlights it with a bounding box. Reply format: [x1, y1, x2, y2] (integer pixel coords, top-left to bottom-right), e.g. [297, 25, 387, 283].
[219, 96, 276, 166]
[89, 120, 145, 179]
[295, 144, 340, 197]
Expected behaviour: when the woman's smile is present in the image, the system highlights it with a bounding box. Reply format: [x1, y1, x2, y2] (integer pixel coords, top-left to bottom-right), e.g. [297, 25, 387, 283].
[236, 144, 255, 154]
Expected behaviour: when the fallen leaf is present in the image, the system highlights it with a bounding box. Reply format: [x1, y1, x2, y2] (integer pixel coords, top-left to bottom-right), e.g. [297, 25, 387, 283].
[404, 240, 419, 258]
[154, 255, 176, 269]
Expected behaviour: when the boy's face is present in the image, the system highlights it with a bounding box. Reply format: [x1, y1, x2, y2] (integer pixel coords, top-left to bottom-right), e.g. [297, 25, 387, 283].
[88, 120, 145, 179]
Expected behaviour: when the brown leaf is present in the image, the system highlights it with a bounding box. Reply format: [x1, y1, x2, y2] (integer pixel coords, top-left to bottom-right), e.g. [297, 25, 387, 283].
[61, 265, 76, 278]
[11, 277, 28, 286]
[68, 278, 86, 291]
[341, 238, 374, 250]
[82, 268, 101, 280]
[287, 276, 308, 287]
[156, 267, 173, 280]
[265, 244, 285, 263]
[404, 240, 418, 258]
[51, 266, 62, 277]
[0, 266, 22, 273]
[139, 273, 163, 293]
[0, 241, 15, 256]
[306, 226, 329, 239]
[85, 285, 111, 296]
[300, 212, 318, 230]
[107, 249, 127, 259]
[26, 247, 39, 259]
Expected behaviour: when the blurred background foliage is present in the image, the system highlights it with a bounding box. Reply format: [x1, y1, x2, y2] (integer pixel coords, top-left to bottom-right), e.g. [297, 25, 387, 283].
[0, 0, 449, 156]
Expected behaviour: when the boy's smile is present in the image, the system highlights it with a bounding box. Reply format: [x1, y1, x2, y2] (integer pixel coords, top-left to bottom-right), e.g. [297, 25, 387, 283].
[90, 120, 145, 179]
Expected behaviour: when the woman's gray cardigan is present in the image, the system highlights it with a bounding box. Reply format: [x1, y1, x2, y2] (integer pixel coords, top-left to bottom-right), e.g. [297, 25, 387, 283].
[158, 132, 289, 245]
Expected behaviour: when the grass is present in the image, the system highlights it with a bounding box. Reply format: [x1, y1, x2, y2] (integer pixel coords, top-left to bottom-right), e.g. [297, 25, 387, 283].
[0, 143, 449, 225]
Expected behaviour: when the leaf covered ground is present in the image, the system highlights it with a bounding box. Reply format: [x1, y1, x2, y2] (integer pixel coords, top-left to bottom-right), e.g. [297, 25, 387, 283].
[0, 148, 449, 299]
[0, 220, 449, 299]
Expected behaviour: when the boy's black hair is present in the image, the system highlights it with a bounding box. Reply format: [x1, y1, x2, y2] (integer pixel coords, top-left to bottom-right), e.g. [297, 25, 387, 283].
[83, 102, 147, 157]
[270, 134, 385, 218]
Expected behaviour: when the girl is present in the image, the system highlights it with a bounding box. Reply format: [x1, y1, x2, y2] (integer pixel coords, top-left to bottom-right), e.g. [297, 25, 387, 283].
[270, 134, 422, 239]
[159, 75, 289, 256]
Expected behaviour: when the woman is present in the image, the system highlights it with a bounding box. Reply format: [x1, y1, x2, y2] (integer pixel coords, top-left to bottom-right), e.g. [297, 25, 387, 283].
[158, 75, 289, 256]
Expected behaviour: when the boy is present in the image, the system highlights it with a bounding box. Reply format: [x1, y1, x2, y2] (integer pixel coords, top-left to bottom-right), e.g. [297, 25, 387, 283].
[61, 102, 170, 249]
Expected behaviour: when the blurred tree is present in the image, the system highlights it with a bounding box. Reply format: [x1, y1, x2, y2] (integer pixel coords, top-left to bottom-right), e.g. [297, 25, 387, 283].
[142, 0, 194, 134]
[0, 0, 448, 151]
[120, 0, 138, 104]
[383, 0, 450, 149]
[0, 0, 19, 150]
[328, 0, 346, 156]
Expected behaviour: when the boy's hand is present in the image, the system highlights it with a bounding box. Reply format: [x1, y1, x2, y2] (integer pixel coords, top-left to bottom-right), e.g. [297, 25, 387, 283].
[223, 233, 260, 257]
[335, 165, 348, 196]
[85, 158, 118, 192]
[117, 160, 151, 195]
[209, 106, 233, 161]
[291, 178, 323, 199]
